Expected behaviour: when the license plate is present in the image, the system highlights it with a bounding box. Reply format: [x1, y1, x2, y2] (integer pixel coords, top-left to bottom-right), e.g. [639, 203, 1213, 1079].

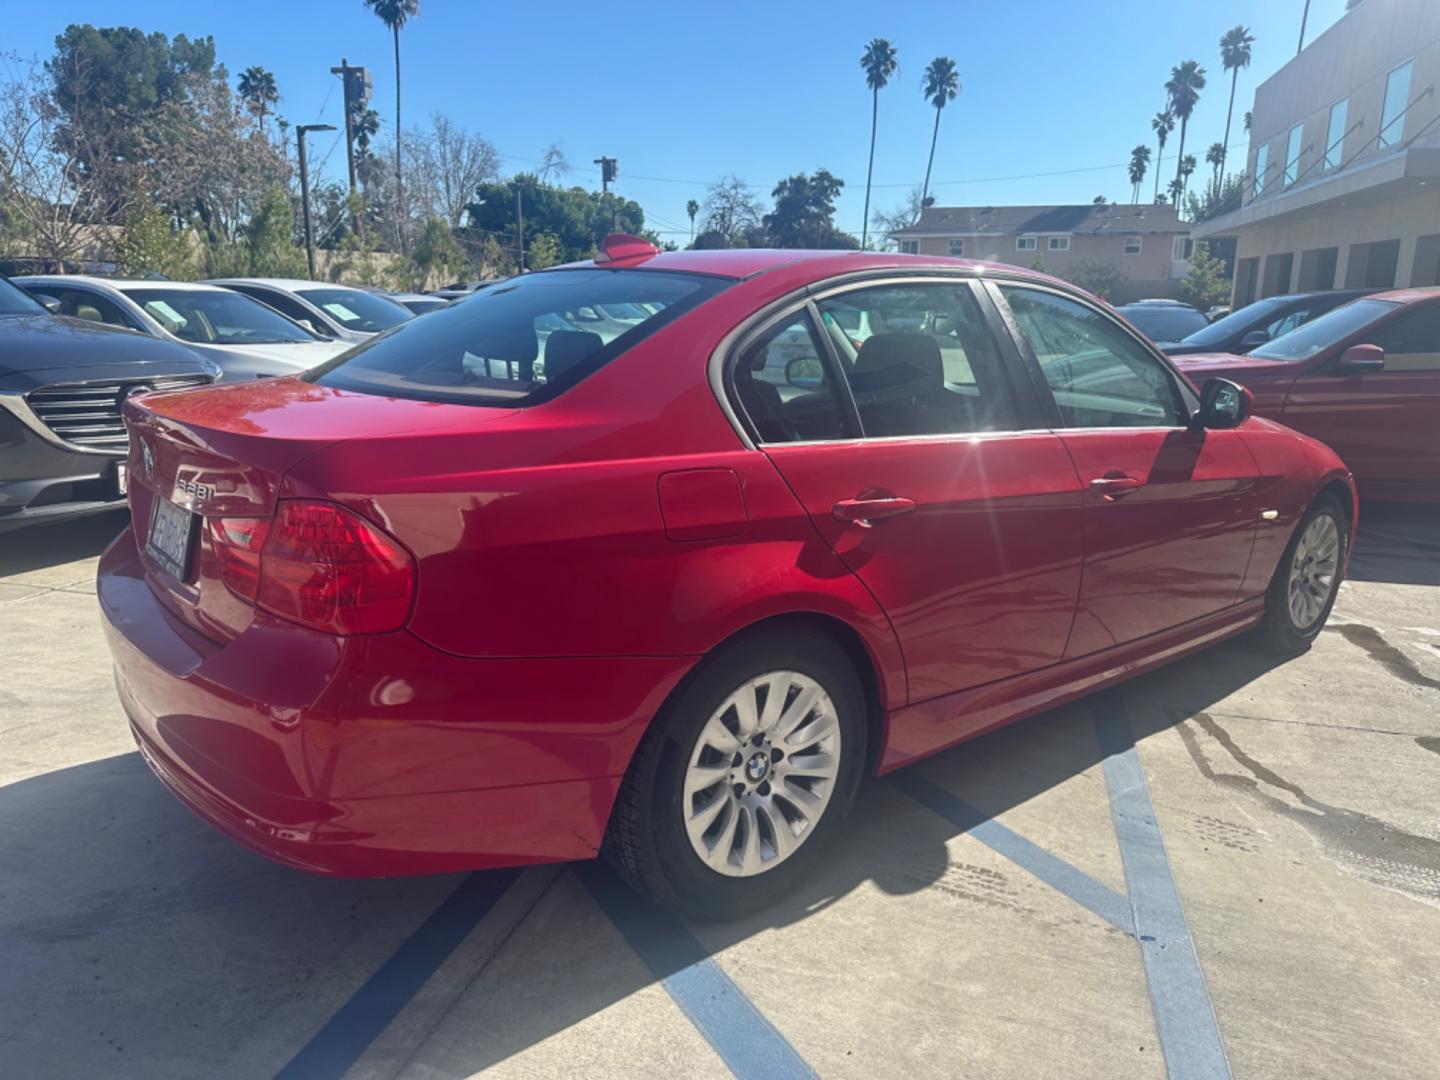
[115, 462, 127, 496]
[146, 496, 196, 581]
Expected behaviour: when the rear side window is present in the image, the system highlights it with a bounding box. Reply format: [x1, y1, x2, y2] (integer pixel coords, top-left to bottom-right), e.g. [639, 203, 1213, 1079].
[310, 269, 729, 405]
[733, 313, 855, 443]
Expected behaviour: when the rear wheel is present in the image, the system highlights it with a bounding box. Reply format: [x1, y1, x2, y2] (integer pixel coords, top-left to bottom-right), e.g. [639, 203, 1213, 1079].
[604, 630, 866, 920]
[1258, 493, 1348, 653]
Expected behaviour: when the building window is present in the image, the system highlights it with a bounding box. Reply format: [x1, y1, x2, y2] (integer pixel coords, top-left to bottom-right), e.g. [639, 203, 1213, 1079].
[1047, 237, 1070, 252]
[1123, 236, 1142, 255]
[1284, 124, 1304, 185]
[1252, 143, 1269, 197]
[1379, 60, 1413, 149]
[900, 240, 919, 255]
[1325, 98, 1348, 170]
[1016, 236, 1038, 252]
[1172, 236, 1194, 261]
[947, 238, 964, 256]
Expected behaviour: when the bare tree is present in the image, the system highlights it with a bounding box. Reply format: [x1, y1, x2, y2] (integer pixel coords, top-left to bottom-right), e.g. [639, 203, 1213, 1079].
[0, 56, 137, 265]
[404, 114, 500, 227]
[699, 175, 762, 245]
[868, 186, 924, 249]
[537, 142, 569, 185]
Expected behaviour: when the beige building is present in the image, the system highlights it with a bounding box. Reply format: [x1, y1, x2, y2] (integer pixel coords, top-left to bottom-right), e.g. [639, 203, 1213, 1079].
[888, 203, 1192, 303]
[1195, 0, 1440, 304]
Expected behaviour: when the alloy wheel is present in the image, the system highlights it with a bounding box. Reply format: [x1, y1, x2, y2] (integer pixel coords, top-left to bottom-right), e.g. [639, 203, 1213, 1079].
[1288, 513, 1340, 630]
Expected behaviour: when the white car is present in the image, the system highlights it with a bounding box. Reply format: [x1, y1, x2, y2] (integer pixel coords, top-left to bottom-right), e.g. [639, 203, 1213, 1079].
[204, 278, 414, 344]
[15, 276, 350, 381]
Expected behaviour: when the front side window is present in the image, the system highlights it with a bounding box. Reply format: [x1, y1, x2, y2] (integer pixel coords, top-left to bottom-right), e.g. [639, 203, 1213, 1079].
[1016, 236, 1038, 252]
[1379, 61, 1413, 149]
[1325, 98, 1348, 169]
[312, 268, 728, 405]
[1284, 124, 1304, 185]
[50, 288, 135, 328]
[295, 288, 413, 333]
[1249, 299, 1399, 361]
[733, 314, 853, 443]
[1048, 237, 1070, 252]
[124, 288, 316, 345]
[1253, 143, 1269, 197]
[816, 282, 1017, 437]
[1364, 302, 1440, 371]
[1000, 286, 1188, 428]
[0, 277, 45, 316]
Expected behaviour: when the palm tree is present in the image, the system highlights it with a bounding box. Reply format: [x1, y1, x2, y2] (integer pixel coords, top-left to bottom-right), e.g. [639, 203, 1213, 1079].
[1168, 177, 1185, 205]
[859, 38, 898, 249]
[1219, 26, 1254, 174]
[1151, 110, 1174, 201]
[686, 199, 699, 244]
[1179, 153, 1197, 205]
[1206, 141, 1226, 182]
[1244, 110, 1253, 134]
[363, 0, 420, 243]
[1128, 145, 1151, 203]
[237, 66, 279, 134]
[920, 57, 961, 212]
[1165, 60, 1207, 194]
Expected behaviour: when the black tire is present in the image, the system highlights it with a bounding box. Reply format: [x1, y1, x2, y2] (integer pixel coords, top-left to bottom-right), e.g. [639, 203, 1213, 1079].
[1257, 492, 1349, 654]
[603, 628, 867, 921]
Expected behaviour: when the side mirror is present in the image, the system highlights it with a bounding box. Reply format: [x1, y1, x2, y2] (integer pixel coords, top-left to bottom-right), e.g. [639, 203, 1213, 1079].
[33, 293, 61, 313]
[1195, 377, 1252, 430]
[1336, 343, 1384, 374]
[785, 355, 825, 390]
[1239, 329, 1270, 349]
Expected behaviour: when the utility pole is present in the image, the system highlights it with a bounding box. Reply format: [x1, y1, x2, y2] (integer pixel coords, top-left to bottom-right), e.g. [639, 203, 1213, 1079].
[594, 157, 618, 194]
[297, 124, 336, 280]
[330, 59, 371, 236]
[514, 181, 525, 273]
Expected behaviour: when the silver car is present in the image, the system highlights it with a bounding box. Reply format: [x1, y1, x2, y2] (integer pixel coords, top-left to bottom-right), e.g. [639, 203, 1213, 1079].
[204, 278, 414, 343]
[15, 276, 350, 381]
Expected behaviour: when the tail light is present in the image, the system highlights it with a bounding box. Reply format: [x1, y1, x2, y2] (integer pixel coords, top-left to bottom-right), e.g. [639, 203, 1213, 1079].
[209, 500, 415, 634]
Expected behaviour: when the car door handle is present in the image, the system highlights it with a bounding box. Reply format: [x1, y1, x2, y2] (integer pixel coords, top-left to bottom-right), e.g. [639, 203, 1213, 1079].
[1089, 474, 1143, 500]
[832, 496, 917, 526]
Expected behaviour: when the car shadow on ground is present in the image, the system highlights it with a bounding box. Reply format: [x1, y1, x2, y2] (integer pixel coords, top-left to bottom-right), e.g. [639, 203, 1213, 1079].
[1347, 501, 1440, 587]
[0, 501, 1428, 1077]
[0, 510, 129, 578]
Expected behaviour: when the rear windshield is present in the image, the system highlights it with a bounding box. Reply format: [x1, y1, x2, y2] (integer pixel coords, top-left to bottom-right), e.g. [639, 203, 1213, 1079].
[295, 288, 414, 333]
[1117, 306, 1210, 342]
[309, 268, 730, 405]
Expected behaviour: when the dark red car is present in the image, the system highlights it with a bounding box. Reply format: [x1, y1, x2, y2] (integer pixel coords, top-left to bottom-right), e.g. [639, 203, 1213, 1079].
[1172, 288, 1440, 501]
[100, 240, 1355, 918]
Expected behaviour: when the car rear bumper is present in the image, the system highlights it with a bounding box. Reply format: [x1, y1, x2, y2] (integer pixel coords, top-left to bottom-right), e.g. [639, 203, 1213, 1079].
[98, 526, 696, 876]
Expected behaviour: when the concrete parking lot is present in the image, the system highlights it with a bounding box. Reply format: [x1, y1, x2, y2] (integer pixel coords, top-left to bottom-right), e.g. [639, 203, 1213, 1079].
[2, 505, 1438, 1080]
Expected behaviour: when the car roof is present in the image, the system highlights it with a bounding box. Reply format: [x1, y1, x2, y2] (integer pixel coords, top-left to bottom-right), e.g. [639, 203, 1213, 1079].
[204, 278, 343, 291]
[15, 275, 234, 293]
[556, 248, 1064, 288]
[1359, 285, 1440, 305]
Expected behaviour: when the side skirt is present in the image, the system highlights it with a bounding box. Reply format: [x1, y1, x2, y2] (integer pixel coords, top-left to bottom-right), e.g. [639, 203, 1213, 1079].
[877, 598, 1265, 773]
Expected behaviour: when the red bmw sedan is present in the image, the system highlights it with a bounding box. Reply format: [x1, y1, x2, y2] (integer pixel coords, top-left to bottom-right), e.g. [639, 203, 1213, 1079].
[101, 239, 1355, 918]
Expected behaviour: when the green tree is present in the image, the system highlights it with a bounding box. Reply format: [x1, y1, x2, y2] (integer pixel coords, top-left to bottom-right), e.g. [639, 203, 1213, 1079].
[1218, 25, 1254, 175]
[237, 65, 278, 133]
[1205, 141, 1226, 183]
[466, 175, 646, 264]
[409, 215, 463, 286]
[116, 201, 195, 279]
[363, 0, 420, 244]
[526, 232, 561, 271]
[242, 184, 306, 277]
[859, 37, 898, 249]
[1186, 172, 1246, 224]
[762, 169, 857, 248]
[920, 57, 960, 210]
[1178, 240, 1231, 309]
[1165, 60, 1207, 195]
[1128, 145, 1151, 203]
[1061, 258, 1126, 301]
[1151, 110, 1173, 201]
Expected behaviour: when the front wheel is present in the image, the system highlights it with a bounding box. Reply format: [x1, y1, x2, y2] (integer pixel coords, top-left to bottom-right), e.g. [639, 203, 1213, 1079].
[1258, 493, 1348, 653]
[604, 630, 866, 920]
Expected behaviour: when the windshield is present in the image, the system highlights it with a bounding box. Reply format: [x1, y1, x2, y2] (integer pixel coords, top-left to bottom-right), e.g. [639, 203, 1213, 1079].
[0, 276, 46, 316]
[296, 288, 413, 333]
[1117, 306, 1210, 342]
[1249, 299, 1399, 361]
[1178, 296, 1289, 347]
[124, 288, 318, 345]
[309, 268, 729, 405]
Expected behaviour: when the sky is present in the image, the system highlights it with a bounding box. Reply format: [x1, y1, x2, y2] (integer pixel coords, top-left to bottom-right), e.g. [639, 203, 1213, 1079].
[6, 0, 1354, 243]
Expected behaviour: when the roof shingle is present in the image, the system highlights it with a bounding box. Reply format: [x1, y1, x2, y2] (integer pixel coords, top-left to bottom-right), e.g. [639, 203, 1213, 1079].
[890, 203, 1186, 237]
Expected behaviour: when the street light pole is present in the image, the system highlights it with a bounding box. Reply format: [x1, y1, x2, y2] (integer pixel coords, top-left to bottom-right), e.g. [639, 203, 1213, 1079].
[297, 123, 337, 280]
[514, 182, 525, 273]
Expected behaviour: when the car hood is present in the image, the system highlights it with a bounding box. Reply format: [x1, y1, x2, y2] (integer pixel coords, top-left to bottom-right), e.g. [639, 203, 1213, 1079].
[1170, 351, 1299, 383]
[201, 338, 352, 371]
[0, 314, 212, 389]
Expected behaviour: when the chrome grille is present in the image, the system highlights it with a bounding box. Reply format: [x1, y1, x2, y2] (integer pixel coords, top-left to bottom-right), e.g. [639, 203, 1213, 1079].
[26, 374, 212, 451]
